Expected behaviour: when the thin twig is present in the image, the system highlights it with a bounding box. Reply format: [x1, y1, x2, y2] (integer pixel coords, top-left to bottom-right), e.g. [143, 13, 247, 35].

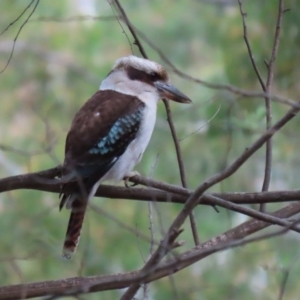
[179, 104, 221, 141]
[116, 0, 201, 247]
[237, 0, 284, 212]
[0, 0, 40, 74]
[121, 97, 300, 298]
[238, 0, 270, 213]
[237, 0, 266, 89]
[112, 4, 201, 297]
[206, 194, 300, 233]
[30, 15, 118, 22]
[277, 252, 299, 300]
[132, 26, 298, 108]
[163, 100, 200, 245]
[260, 0, 285, 212]
[113, 1, 204, 294]
[278, 269, 289, 300]
[90, 204, 160, 247]
[113, 0, 148, 59]
[266, 0, 284, 97]
[1, 202, 299, 300]
[0, 0, 35, 36]
[143, 154, 159, 298]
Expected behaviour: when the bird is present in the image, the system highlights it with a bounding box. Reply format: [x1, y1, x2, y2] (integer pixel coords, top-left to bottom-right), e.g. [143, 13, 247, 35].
[59, 55, 192, 259]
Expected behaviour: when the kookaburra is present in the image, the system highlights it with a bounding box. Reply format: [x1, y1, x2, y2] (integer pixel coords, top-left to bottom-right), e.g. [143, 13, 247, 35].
[60, 55, 191, 259]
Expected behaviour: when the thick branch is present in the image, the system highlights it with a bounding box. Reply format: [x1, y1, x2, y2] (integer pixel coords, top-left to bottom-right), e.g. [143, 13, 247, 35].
[2, 167, 300, 208]
[114, 0, 200, 250]
[1, 202, 299, 300]
[121, 98, 300, 298]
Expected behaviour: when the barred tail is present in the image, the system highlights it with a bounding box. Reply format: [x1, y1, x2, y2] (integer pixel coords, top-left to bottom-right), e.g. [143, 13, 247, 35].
[62, 199, 87, 259]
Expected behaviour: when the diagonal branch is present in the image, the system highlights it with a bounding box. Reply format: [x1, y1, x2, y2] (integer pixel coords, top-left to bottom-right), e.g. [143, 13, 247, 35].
[237, 0, 266, 89]
[1, 202, 299, 300]
[121, 100, 300, 297]
[113, 0, 148, 59]
[113, 0, 200, 252]
[0, 0, 40, 74]
[132, 26, 298, 108]
[237, 0, 285, 212]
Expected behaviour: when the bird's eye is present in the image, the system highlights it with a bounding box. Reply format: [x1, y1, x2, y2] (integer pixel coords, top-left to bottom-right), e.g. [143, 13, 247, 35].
[149, 72, 159, 81]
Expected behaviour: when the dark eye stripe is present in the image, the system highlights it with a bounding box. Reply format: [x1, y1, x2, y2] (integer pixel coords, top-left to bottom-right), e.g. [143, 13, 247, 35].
[126, 66, 162, 84]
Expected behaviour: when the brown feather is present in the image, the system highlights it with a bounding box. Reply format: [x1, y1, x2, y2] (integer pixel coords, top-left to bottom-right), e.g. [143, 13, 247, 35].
[60, 90, 145, 207]
[63, 89, 144, 168]
[60, 90, 145, 258]
[62, 198, 87, 259]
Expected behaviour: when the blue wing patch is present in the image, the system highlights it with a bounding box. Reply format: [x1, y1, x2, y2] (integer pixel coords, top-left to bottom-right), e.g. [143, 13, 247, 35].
[89, 106, 144, 155]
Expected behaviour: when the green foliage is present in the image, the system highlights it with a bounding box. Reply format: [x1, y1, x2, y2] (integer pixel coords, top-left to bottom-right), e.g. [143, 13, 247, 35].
[0, 1, 300, 299]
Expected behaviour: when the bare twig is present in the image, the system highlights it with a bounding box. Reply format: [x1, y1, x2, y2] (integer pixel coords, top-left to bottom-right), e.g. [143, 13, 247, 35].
[266, 0, 284, 98]
[30, 15, 118, 23]
[278, 269, 289, 300]
[0, 1, 296, 299]
[206, 194, 300, 233]
[113, 0, 148, 59]
[142, 154, 159, 298]
[0, 1, 34, 36]
[163, 100, 200, 245]
[111, 5, 201, 297]
[0, 41, 100, 85]
[121, 96, 300, 298]
[115, 0, 200, 248]
[179, 104, 221, 141]
[133, 27, 298, 108]
[261, 0, 285, 211]
[277, 252, 298, 300]
[237, 0, 266, 89]
[0, 0, 40, 74]
[238, 0, 270, 213]
[237, 0, 285, 212]
[1, 202, 299, 300]
[0, 144, 45, 157]
[90, 204, 160, 247]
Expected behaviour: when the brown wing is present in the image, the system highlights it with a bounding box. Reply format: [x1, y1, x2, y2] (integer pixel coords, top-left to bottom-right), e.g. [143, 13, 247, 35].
[62, 90, 145, 179]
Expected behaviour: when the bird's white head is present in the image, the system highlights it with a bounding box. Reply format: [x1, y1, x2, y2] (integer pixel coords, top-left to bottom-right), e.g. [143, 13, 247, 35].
[100, 55, 191, 104]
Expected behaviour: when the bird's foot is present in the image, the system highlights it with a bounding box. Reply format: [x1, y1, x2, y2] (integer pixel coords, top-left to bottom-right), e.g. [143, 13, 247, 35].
[124, 171, 140, 188]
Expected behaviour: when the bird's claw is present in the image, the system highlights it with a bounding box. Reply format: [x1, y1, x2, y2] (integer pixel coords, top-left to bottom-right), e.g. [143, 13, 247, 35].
[125, 180, 138, 188]
[123, 171, 140, 188]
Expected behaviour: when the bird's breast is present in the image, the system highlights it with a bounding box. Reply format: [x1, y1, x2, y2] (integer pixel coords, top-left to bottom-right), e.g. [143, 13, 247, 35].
[102, 100, 157, 182]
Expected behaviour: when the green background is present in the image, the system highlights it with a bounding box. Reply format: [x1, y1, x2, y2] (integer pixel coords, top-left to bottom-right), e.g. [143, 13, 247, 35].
[0, 1, 300, 299]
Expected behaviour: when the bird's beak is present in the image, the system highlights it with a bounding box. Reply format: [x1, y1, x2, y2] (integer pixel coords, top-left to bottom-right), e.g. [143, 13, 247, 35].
[155, 82, 192, 104]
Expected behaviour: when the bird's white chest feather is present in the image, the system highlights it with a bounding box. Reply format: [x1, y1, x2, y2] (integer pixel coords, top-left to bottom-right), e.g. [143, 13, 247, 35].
[102, 97, 157, 182]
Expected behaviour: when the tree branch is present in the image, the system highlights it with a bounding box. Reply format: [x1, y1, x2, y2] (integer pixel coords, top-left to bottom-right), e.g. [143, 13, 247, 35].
[260, 0, 285, 211]
[237, 0, 285, 212]
[121, 96, 300, 298]
[1, 202, 299, 300]
[132, 26, 298, 108]
[113, 0, 200, 278]
[163, 100, 200, 245]
[113, 0, 148, 59]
